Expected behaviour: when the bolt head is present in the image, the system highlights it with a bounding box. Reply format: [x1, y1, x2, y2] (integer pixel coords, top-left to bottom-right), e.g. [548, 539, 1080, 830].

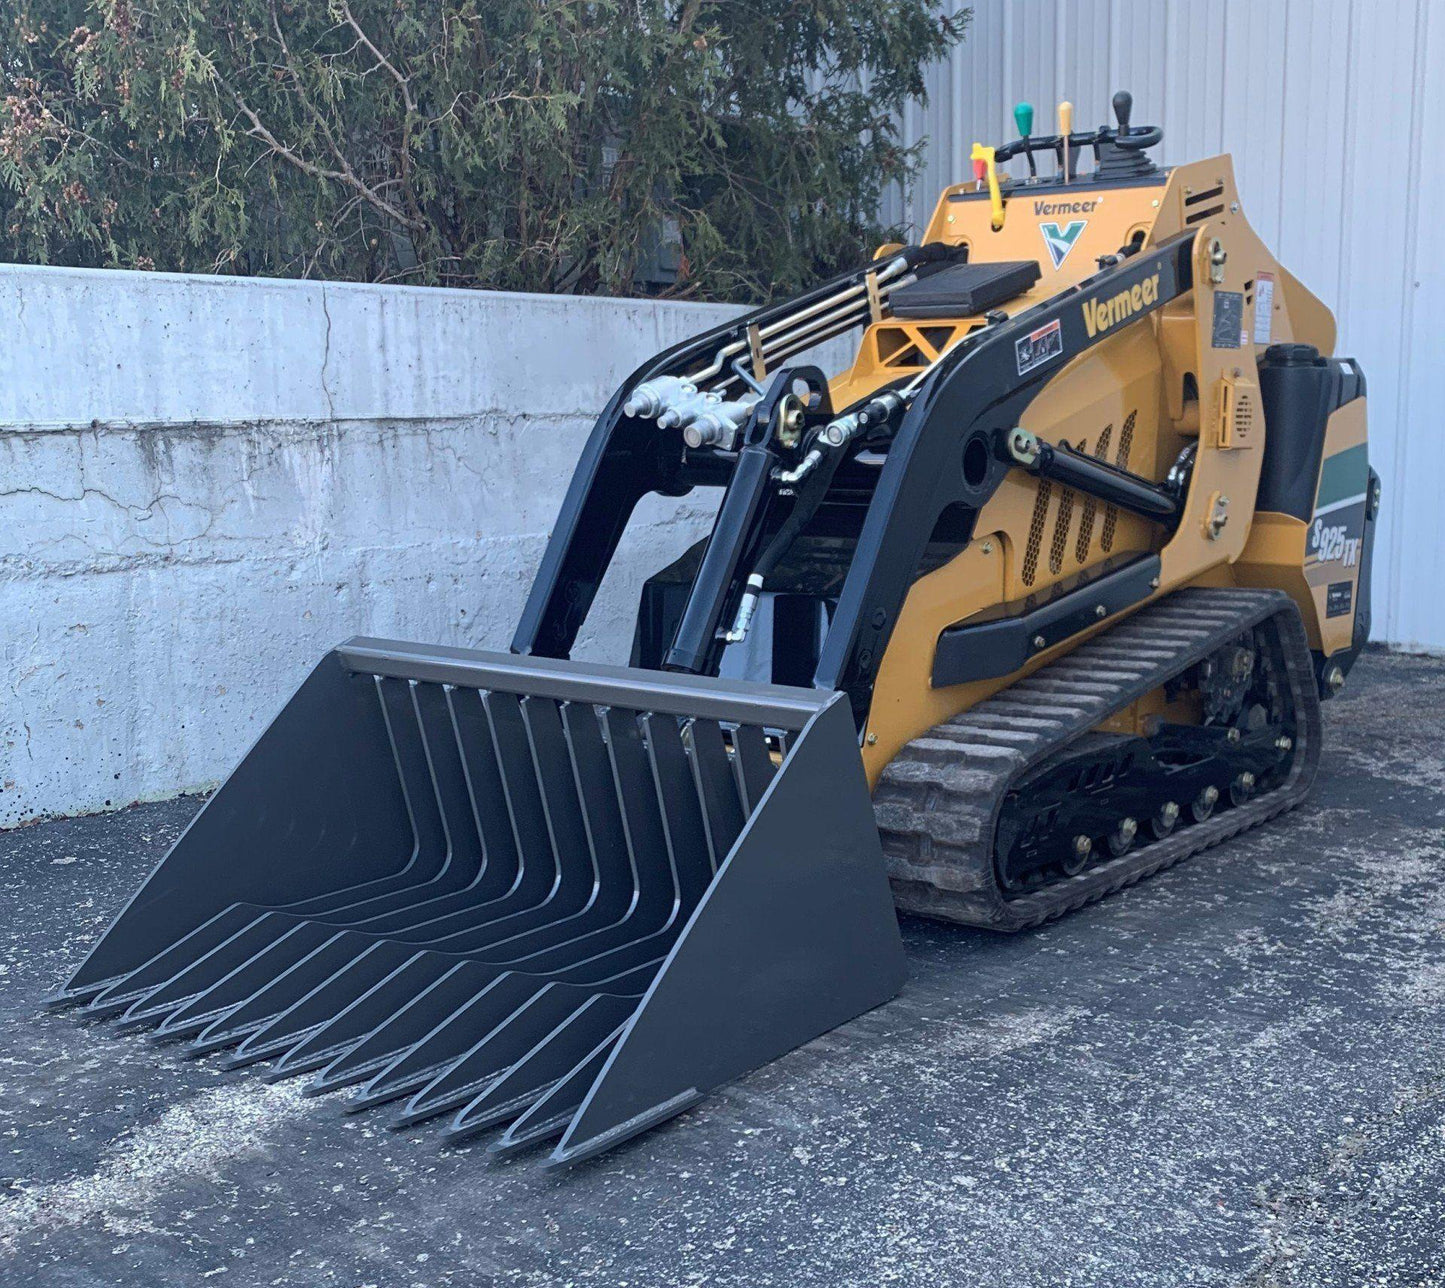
[866, 732, 878, 745]
[1239, 771, 1256, 789]
[1032, 634, 1047, 649]
[1160, 801, 1180, 825]
[980, 540, 995, 555]
[1326, 664, 1346, 693]
[1275, 735, 1293, 752]
[1202, 785, 1220, 806]
[1227, 727, 1242, 743]
[1073, 835, 1093, 856]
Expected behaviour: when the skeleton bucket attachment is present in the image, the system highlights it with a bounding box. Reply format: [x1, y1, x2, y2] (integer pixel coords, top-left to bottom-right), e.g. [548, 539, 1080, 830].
[56, 638, 905, 1165]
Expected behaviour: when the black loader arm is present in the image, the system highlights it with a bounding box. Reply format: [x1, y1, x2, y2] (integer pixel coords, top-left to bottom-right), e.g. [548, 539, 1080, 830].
[510, 247, 960, 660]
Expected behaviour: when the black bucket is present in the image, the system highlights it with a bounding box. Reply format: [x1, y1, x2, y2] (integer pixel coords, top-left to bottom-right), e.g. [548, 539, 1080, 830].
[55, 638, 905, 1165]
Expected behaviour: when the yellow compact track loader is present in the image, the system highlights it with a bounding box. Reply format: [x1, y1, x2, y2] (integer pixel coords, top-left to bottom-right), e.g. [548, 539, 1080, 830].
[57, 92, 1377, 1166]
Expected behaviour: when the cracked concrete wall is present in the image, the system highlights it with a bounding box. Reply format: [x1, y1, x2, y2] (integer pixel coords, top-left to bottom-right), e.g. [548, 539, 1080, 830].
[0, 264, 748, 826]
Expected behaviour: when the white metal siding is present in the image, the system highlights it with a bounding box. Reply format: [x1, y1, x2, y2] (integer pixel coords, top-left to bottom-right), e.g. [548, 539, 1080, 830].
[890, 0, 1444, 650]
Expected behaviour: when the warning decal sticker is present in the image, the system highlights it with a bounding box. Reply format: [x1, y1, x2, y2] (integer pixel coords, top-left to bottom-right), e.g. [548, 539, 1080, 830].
[1254, 272, 1275, 345]
[1016, 318, 1064, 376]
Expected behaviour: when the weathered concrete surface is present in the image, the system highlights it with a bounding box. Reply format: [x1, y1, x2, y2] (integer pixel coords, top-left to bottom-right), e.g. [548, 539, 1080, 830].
[0, 650, 1441, 1286]
[1, 265, 751, 827]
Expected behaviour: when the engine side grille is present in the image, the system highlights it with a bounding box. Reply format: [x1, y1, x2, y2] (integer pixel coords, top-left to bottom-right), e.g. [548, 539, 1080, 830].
[1102, 410, 1137, 553]
[1022, 479, 1053, 586]
[1075, 422, 1113, 562]
[1049, 478, 1075, 575]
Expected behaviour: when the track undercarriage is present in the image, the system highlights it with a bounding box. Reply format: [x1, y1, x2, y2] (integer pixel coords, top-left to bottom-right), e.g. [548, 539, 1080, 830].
[876, 587, 1322, 930]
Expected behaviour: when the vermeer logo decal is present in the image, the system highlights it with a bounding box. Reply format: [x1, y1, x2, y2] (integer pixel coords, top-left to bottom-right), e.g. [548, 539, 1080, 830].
[1081, 271, 1161, 338]
[1039, 220, 1086, 269]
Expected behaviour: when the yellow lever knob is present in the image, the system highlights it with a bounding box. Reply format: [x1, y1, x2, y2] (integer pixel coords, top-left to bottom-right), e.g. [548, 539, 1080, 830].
[970, 142, 1005, 231]
[1058, 101, 1074, 181]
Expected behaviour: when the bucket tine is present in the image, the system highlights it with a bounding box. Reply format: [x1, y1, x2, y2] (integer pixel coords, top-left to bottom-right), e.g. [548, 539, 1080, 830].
[641, 713, 715, 911]
[392, 983, 586, 1128]
[444, 992, 637, 1143]
[118, 918, 329, 1030]
[486, 1024, 629, 1159]
[172, 930, 417, 1048]
[191, 937, 414, 1061]
[143, 917, 347, 1032]
[346, 970, 542, 1112]
[329, 685, 511, 938]
[513, 696, 598, 936]
[730, 722, 776, 812]
[245, 952, 451, 1081]
[308, 957, 513, 1096]
[444, 686, 523, 902]
[684, 719, 745, 869]
[467, 705, 658, 972]
[557, 702, 633, 913]
[84, 905, 268, 1016]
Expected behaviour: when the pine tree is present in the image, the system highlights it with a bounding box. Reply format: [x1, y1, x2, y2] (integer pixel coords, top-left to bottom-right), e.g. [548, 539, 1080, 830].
[1, 0, 967, 301]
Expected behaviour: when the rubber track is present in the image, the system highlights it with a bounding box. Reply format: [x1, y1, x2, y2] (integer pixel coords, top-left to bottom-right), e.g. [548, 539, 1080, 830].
[873, 587, 1322, 931]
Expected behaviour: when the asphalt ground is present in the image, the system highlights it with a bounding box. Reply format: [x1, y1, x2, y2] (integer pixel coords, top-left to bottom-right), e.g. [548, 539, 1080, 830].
[1, 649, 1442, 1287]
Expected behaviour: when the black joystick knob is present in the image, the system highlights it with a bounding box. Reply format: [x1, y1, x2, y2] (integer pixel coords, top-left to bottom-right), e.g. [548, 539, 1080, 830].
[1095, 89, 1159, 176]
[1112, 89, 1133, 135]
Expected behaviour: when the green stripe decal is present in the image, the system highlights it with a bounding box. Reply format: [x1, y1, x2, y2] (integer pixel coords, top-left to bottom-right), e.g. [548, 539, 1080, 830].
[1315, 442, 1369, 510]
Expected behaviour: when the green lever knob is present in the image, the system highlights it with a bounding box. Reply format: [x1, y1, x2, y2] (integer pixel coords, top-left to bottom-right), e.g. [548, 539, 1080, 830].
[1014, 101, 1034, 137]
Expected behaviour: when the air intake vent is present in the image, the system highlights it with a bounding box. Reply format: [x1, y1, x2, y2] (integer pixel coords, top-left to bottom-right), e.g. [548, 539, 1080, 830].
[1216, 374, 1258, 449]
[1101, 411, 1136, 552]
[1184, 184, 1226, 224]
[1023, 479, 1053, 586]
[1049, 474, 1076, 575]
[1075, 423, 1113, 562]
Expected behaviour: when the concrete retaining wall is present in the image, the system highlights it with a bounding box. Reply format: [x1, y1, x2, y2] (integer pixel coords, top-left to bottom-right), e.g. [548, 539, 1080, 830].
[1, 266, 744, 826]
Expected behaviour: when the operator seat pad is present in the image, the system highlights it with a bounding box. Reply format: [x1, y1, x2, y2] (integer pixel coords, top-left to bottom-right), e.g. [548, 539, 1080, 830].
[889, 260, 1042, 319]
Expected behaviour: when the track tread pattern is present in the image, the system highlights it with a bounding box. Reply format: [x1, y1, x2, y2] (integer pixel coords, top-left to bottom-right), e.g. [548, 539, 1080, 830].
[875, 588, 1322, 931]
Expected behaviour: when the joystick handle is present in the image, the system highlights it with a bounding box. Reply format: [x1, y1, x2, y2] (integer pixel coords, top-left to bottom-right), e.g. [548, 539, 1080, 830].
[1112, 89, 1133, 135]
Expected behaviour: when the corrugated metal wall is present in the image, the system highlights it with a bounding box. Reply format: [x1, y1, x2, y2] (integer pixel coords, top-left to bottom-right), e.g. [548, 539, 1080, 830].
[888, 0, 1444, 651]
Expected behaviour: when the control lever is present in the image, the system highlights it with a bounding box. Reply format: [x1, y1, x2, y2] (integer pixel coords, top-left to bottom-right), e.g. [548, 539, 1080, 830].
[970, 142, 1004, 229]
[1108, 88, 1162, 151]
[1013, 101, 1037, 177]
[1113, 89, 1133, 135]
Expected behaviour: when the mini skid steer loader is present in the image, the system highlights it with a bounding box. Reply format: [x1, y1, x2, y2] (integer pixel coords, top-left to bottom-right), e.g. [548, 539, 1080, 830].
[56, 92, 1377, 1166]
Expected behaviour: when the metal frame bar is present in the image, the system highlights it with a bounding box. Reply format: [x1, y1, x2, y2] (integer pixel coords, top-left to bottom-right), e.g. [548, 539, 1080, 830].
[339, 639, 828, 730]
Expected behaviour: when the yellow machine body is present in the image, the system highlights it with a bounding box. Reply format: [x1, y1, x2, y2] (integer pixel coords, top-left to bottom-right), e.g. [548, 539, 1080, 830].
[834, 158, 1365, 784]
